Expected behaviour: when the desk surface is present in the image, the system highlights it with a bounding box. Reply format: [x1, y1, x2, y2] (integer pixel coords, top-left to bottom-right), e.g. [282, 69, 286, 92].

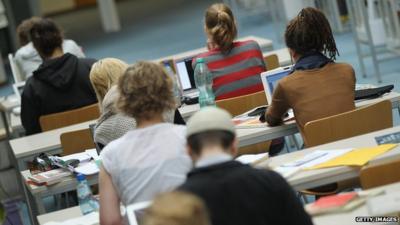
[10, 120, 96, 159]
[154, 35, 273, 62]
[312, 181, 400, 225]
[36, 180, 400, 225]
[10, 92, 400, 164]
[259, 126, 400, 191]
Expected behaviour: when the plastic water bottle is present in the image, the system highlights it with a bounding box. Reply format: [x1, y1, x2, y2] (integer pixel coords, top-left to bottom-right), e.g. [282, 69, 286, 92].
[194, 58, 215, 107]
[76, 173, 99, 215]
[163, 62, 182, 106]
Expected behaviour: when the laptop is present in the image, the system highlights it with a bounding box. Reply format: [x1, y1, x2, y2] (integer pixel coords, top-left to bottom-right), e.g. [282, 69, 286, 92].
[126, 201, 152, 225]
[174, 56, 198, 98]
[260, 66, 292, 104]
[13, 81, 25, 102]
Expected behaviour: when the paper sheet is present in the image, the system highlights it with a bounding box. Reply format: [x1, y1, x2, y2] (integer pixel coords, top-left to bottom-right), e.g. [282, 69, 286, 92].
[43, 212, 99, 225]
[307, 144, 397, 170]
[74, 161, 99, 175]
[60, 152, 91, 163]
[235, 153, 268, 164]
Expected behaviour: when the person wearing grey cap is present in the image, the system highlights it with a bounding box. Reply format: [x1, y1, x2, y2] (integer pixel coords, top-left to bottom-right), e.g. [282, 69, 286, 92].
[178, 107, 313, 225]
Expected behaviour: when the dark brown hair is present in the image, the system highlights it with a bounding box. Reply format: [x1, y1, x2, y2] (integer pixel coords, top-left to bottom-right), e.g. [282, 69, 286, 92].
[187, 130, 235, 155]
[284, 7, 339, 60]
[205, 3, 237, 53]
[16, 17, 41, 46]
[117, 61, 175, 120]
[30, 18, 63, 59]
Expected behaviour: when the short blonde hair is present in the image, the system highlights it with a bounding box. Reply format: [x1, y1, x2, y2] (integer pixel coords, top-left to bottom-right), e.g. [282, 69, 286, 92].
[117, 61, 175, 120]
[144, 191, 210, 225]
[89, 58, 128, 103]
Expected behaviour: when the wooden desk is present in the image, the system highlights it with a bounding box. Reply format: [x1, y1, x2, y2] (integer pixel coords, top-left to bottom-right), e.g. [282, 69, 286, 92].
[312, 181, 400, 225]
[154, 35, 273, 62]
[180, 91, 400, 121]
[259, 126, 400, 191]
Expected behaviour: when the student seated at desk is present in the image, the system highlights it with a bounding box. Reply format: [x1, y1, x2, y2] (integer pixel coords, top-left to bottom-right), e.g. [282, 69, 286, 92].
[90, 58, 185, 150]
[21, 18, 97, 135]
[99, 62, 191, 225]
[194, 3, 266, 100]
[144, 191, 211, 225]
[178, 107, 313, 225]
[265, 7, 356, 144]
[195, 3, 284, 154]
[15, 17, 85, 79]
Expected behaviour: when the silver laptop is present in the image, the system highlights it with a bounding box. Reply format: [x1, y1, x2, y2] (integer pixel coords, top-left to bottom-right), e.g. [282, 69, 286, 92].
[126, 201, 152, 225]
[260, 66, 292, 104]
[174, 56, 199, 98]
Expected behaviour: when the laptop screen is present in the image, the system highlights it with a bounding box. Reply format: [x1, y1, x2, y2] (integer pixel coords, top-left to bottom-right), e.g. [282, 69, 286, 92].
[127, 201, 152, 225]
[264, 69, 291, 95]
[175, 57, 196, 91]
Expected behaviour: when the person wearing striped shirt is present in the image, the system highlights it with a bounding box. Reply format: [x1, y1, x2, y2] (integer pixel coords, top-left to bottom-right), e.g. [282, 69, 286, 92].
[193, 3, 266, 101]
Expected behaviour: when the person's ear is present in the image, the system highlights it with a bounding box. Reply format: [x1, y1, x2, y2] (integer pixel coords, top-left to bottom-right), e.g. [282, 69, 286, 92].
[289, 48, 300, 63]
[230, 138, 239, 157]
[186, 144, 198, 162]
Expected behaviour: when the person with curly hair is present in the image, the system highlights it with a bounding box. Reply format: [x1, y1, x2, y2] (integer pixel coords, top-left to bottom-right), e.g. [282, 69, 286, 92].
[99, 61, 191, 225]
[265, 7, 356, 146]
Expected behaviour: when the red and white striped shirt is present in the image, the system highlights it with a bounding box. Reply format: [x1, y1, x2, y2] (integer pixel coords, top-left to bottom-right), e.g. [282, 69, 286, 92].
[194, 40, 266, 100]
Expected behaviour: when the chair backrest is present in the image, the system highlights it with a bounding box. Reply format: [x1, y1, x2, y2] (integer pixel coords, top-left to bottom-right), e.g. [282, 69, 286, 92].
[39, 103, 100, 132]
[360, 159, 400, 189]
[216, 91, 267, 117]
[60, 128, 95, 156]
[263, 54, 279, 71]
[8, 53, 25, 83]
[303, 100, 393, 147]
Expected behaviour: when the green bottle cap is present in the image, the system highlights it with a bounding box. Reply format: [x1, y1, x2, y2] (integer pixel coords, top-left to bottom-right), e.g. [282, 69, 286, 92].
[196, 58, 205, 63]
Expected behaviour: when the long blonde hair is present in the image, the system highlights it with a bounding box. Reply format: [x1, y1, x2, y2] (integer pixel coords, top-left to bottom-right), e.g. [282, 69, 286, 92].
[205, 3, 237, 53]
[89, 58, 128, 103]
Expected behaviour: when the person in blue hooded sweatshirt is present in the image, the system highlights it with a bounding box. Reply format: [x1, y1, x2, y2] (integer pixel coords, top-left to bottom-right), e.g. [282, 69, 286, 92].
[21, 18, 97, 135]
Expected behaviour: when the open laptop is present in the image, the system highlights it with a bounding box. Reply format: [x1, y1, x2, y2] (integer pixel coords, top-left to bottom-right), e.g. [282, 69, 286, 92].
[260, 66, 292, 104]
[260, 66, 294, 119]
[126, 201, 152, 225]
[174, 56, 198, 98]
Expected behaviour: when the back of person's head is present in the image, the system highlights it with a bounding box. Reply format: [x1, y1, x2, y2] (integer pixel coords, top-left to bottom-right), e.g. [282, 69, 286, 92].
[186, 107, 236, 157]
[90, 58, 128, 103]
[285, 7, 339, 60]
[144, 191, 210, 225]
[117, 61, 175, 120]
[30, 18, 63, 59]
[205, 3, 237, 53]
[17, 17, 41, 46]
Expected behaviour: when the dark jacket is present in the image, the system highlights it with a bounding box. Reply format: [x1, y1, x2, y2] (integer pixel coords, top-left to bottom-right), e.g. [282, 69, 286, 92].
[179, 161, 313, 225]
[21, 53, 97, 135]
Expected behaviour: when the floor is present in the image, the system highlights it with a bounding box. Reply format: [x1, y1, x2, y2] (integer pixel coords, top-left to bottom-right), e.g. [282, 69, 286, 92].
[1, 0, 400, 224]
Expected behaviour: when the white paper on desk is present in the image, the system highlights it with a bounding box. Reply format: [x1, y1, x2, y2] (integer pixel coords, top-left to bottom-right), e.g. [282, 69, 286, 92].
[85, 148, 100, 160]
[236, 153, 268, 164]
[44, 212, 99, 225]
[281, 148, 353, 169]
[274, 166, 300, 178]
[74, 161, 99, 175]
[367, 190, 400, 216]
[60, 152, 91, 163]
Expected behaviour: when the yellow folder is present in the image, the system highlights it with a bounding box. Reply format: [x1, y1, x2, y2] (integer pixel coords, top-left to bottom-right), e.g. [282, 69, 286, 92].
[307, 144, 397, 170]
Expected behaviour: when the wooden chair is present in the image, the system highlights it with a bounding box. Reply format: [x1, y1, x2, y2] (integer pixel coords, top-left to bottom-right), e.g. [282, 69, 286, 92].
[304, 100, 393, 148]
[216, 91, 271, 156]
[301, 100, 393, 196]
[360, 159, 400, 189]
[263, 54, 279, 70]
[39, 104, 100, 132]
[60, 128, 95, 156]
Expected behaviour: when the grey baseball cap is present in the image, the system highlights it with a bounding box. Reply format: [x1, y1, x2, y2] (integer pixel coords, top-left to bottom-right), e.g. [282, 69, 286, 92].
[186, 107, 236, 137]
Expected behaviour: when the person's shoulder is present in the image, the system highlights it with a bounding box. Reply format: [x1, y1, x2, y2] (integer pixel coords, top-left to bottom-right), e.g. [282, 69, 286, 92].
[236, 39, 261, 50]
[99, 133, 126, 158]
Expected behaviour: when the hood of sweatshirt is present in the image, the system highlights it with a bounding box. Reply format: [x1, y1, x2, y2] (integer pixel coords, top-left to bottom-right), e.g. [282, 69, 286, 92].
[33, 53, 79, 91]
